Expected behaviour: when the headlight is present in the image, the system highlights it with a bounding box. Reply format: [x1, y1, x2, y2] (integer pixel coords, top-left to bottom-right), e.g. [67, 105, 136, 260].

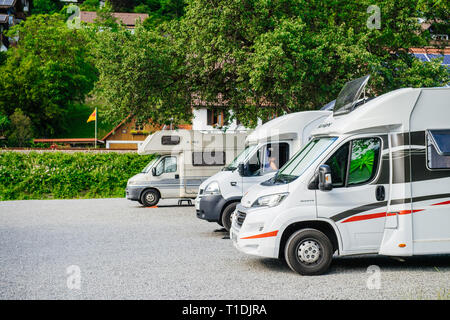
[127, 180, 138, 186]
[204, 181, 221, 195]
[252, 193, 289, 208]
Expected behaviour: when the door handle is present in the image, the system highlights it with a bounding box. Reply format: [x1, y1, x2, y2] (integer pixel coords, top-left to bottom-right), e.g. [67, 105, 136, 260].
[376, 185, 385, 201]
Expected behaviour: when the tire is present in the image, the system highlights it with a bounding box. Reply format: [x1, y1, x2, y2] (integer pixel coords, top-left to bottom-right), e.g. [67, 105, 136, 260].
[140, 189, 160, 207]
[221, 202, 237, 232]
[284, 228, 333, 276]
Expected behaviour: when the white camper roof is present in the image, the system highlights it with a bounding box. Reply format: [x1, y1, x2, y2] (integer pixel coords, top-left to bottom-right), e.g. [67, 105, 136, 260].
[245, 111, 331, 145]
[311, 87, 450, 137]
[138, 129, 248, 155]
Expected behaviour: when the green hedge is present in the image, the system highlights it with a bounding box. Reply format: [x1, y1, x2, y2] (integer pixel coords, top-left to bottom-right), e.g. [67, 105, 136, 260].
[0, 152, 155, 200]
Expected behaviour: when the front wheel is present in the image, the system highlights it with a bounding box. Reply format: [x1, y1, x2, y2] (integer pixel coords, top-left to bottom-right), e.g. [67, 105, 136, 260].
[221, 202, 237, 232]
[140, 189, 160, 207]
[284, 228, 333, 276]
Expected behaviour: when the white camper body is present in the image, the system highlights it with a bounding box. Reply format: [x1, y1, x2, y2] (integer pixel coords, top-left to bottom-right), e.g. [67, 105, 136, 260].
[126, 130, 247, 206]
[231, 85, 450, 275]
[195, 111, 331, 231]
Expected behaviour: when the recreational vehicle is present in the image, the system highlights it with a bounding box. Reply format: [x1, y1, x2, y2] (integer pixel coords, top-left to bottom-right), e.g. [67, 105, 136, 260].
[196, 111, 331, 231]
[126, 129, 247, 206]
[231, 75, 450, 275]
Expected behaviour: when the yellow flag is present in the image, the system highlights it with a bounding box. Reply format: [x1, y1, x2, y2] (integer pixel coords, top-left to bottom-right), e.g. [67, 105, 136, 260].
[87, 109, 96, 123]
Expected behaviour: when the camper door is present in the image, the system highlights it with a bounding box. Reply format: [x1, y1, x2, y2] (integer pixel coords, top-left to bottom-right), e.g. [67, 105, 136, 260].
[316, 135, 389, 253]
[152, 154, 180, 198]
[408, 89, 450, 254]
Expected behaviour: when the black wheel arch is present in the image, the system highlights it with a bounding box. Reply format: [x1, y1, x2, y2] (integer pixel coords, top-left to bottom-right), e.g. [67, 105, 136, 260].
[278, 220, 340, 259]
[219, 198, 241, 222]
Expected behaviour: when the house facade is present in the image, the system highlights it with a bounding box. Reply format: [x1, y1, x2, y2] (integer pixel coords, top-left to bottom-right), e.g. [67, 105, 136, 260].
[192, 108, 257, 131]
[0, 0, 29, 51]
[102, 116, 192, 150]
[79, 11, 149, 31]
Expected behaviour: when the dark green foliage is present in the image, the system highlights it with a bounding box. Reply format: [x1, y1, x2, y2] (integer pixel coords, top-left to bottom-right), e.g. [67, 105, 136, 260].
[0, 14, 98, 137]
[31, 0, 63, 15]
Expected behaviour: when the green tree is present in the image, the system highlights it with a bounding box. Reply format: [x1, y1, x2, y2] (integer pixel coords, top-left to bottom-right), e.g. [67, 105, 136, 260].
[31, 0, 62, 14]
[0, 14, 98, 136]
[92, 23, 190, 126]
[8, 109, 34, 147]
[92, 0, 449, 128]
[179, 0, 449, 126]
[80, 0, 100, 11]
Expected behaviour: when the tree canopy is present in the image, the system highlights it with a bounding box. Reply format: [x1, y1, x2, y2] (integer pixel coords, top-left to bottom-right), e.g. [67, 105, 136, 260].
[0, 14, 98, 136]
[0, 0, 448, 140]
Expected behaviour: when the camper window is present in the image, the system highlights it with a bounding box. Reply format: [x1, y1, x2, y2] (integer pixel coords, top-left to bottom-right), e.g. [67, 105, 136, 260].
[261, 143, 290, 174]
[324, 142, 350, 187]
[161, 135, 180, 145]
[347, 138, 381, 186]
[427, 130, 450, 169]
[192, 151, 226, 166]
[320, 137, 381, 187]
[154, 156, 177, 175]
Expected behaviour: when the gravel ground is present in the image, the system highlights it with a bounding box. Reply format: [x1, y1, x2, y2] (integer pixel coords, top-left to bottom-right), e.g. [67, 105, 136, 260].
[0, 198, 449, 300]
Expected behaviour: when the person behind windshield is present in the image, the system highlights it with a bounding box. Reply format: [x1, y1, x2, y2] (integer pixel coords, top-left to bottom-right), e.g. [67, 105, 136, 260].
[268, 156, 278, 171]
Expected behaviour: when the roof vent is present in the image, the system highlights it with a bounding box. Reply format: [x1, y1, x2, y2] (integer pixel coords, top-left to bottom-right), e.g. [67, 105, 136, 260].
[333, 75, 370, 116]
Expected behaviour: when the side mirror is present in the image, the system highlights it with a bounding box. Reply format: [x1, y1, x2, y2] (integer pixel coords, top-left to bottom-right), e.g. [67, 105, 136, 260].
[318, 165, 333, 191]
[151, 167, 156, 176]
[238, 163, 245, 177]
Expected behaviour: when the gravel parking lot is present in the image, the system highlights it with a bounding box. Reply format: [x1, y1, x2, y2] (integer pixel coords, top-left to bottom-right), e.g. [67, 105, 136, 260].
[0, 198, 449, 300]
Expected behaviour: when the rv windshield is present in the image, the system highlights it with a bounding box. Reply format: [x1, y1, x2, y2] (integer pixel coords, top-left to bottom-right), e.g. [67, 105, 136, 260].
[141, 156, 161, 173]
[274, 137, 337, 184]
[224, 144, 258, 171]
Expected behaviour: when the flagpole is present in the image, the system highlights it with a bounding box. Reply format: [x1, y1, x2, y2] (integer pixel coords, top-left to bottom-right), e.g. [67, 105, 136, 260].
[95, 107, 97, 148]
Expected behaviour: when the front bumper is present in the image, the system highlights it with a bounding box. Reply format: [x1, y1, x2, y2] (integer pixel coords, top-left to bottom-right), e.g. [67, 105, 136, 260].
[125, 186, 145, 201]
[196, 194, 227, 222]
[230, 204, 279, 258]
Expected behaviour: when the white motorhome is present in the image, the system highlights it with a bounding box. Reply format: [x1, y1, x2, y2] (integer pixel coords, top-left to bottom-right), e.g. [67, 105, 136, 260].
[126, 129, 247, 206]
[231, 75, 450, 275]
[195, 111, 331, 231]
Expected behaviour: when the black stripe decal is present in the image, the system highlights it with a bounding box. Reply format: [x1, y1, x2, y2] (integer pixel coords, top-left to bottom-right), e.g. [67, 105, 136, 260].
[330, 192, 450, 222]
[330, 201, 388, 222]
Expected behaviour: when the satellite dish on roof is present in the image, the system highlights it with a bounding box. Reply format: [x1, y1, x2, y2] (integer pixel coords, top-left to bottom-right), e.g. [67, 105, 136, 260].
[333, 75, 370, 116]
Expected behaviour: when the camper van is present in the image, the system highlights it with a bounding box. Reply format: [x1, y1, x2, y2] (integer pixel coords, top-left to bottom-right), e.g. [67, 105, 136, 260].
[195, 111, 331, 231]
[231, 75, 450, 275]
[126, 129, 247, 206]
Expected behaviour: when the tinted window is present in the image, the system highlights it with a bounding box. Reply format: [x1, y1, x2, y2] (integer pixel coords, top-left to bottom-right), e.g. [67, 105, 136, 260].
[161, 135, 180, 145]
[427, 130, 450, 169]
[347, 138, 381, 186]
[324, 142, 349, 187]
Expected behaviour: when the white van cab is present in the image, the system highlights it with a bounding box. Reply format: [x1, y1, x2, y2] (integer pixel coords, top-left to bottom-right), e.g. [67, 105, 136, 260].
[126, 129, 247, 206]
[231, 75, 450, 275]
[195, 111, 331, 231]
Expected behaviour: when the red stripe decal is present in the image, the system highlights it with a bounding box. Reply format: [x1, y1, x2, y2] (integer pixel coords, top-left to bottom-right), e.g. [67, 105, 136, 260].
[342, 209, 424, 223]
[240, 230, 278, 240]
[342, 212, 386, 223]
[432, 200, 450, 206]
